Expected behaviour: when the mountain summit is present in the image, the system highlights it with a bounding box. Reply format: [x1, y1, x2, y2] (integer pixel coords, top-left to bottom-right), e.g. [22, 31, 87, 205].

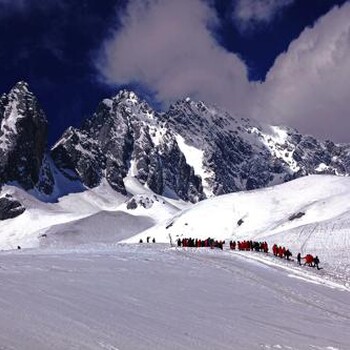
[0, 82, 47, 190]
[51, 89, 350, 202]
[1, 82, 350, 203]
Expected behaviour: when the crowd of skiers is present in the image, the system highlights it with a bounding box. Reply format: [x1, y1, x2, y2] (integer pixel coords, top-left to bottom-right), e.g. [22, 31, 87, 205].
[174, 237, 321, 270]
[230, 240, 268, 253]
[272, 244, 293, 260]
[177, 237, 225, 250]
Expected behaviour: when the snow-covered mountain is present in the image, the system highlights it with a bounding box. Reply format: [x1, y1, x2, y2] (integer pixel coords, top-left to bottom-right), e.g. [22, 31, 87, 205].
[1, 81, 350, 248]
[1, 81, 350, 206]
[1, 83, 350, 350]
[51, 88, 350, 203]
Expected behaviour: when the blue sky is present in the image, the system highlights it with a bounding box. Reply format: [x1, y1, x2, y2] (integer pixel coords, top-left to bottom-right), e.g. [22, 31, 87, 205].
[0, 0, 349, 144]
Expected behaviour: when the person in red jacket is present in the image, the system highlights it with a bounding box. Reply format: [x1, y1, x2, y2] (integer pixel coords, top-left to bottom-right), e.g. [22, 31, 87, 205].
[272, 244, 278, 256]
[278, 246, 284, 258]
[303, 254, 314, 267]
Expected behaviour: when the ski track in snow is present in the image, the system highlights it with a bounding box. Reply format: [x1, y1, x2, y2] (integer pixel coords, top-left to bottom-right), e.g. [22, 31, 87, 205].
[0, 244, 349, 350]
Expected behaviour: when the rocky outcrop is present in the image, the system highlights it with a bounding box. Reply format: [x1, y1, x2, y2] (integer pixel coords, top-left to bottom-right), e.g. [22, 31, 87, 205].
[0, 195, 25, 220]
[51, 91, 204, 202]
[0, 82, 48, 190]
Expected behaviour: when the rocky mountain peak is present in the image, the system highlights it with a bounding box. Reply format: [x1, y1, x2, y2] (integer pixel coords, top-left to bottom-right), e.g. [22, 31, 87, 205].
[0, 81, 48, 190]
[1, 84, 350, 206]
[113, 89, 140, 104]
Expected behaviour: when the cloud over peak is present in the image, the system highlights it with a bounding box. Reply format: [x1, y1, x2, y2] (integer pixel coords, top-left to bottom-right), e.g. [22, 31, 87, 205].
[95, 0, 350, 142]
[96, 0, 251, 114]
[254, 3, 350, 141]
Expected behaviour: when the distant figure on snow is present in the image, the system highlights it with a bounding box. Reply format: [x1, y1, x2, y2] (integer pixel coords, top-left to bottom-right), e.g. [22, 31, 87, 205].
[17, 246, 21, 250]
[313, 256, 321, 270]
[285, 249, 292, 260]
[152, 238, 156, 243]
[297, 253, 301, 265]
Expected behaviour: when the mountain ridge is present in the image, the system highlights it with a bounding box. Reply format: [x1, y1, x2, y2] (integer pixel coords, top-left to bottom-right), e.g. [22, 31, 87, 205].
[1, 81, 350, 208]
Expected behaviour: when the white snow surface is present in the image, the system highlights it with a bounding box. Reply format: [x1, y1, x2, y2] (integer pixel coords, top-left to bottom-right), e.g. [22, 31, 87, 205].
[0, 178, 180, 250]
[0, 244, 349, 350]
[175, 134, 214, 197]
[0, 175, 350, 349]
[125, 175, 350, 282]
[127, 175, 350, 242]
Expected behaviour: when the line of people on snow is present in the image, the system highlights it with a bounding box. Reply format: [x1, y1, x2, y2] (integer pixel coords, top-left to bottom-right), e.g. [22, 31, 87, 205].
[177, 237, 225, 250]
[272, 244, 293, 260]
[229, 240, 268, 253]
[175, 237, 321, 270]
[139, 236, 156, 244]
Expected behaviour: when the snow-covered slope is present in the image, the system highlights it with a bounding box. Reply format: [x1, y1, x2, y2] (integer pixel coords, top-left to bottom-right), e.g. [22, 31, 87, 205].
[0, 179, 181, 250]
[125, 175, 349, 274]
[127, 175, 350, 242]
[0, 245, 349, 350]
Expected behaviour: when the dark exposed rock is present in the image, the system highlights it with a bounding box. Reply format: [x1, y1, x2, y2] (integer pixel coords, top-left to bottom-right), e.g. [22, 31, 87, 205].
[0, 82, 48, 190]
[52, 91, 204, 202]
[126, 198, 138, 210]
[288, 212, 305, 221]
[0, 196, 25, 220]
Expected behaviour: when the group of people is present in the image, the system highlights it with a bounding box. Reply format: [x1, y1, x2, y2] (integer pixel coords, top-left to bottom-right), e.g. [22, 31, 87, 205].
[175, 236, 321, 270]
[297, 253, 321, 270]
[230, 240, 269, 253]
[272, 244, 293, 260]
[177, 237, 225, 250]
[139, 236, 156, 243]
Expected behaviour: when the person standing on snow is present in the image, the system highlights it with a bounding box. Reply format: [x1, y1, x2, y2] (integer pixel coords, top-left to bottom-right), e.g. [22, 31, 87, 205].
[285, 249, 292, 260]
[297, 253, 301, 265]
[313, 256, 321, 270]
[303, 254, 314, 267]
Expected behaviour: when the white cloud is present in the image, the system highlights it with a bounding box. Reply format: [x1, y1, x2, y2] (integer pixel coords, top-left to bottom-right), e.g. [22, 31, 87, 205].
[233, 0, 294, 31]
[96, 0, 350, 142]
[254, 2, 350, 141]
[96, 0, 252, 115]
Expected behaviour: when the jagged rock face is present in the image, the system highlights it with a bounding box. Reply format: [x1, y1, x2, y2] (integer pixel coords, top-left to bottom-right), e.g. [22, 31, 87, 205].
[163, 100, 293, 194]
[0, 82, 48, 190]
[163, 99, 350, 194]
[36, 153, 56, 195]
[1, 82, 350, 203]
[52, 91, 204, 202]
[52, 90, 350, 202]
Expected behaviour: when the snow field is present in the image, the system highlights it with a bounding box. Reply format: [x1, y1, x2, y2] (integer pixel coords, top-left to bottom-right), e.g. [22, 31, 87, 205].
[0, 244, 349, 350]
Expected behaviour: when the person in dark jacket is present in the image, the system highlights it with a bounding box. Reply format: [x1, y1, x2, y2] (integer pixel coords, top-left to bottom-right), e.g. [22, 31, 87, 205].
[297, 253, 301, 265]
[313, 256, 321, 270]
[285, 249, 292, 260]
